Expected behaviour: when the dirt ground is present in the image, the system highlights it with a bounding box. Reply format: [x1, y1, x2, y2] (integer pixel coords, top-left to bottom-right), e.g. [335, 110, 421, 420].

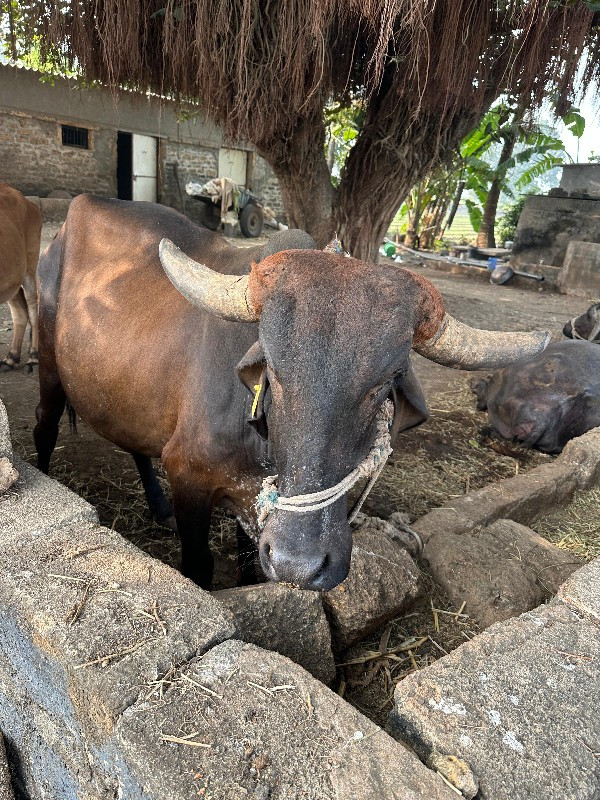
[0, 227, 591, 726]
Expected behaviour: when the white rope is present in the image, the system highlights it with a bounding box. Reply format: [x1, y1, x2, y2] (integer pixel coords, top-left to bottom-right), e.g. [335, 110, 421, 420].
[256, 400, 394, 528]
[569, 316, 600, 342]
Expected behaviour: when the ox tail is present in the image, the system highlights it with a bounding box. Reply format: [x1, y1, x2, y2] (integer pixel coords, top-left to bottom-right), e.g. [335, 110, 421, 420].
[66, 401, 78, 434]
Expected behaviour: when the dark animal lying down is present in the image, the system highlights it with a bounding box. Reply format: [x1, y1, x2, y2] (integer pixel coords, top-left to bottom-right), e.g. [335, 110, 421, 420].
[471, 340, 600, 453]
[563, 303, 600, 343]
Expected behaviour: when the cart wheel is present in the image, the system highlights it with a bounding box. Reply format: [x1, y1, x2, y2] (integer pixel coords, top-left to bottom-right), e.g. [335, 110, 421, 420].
[239, 204, 264, 238]
[202, 203, 221, 231]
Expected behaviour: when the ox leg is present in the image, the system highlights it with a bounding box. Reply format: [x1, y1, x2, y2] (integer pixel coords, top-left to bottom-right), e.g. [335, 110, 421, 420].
[34, 378, 66, 474]
[236, 523, 258, 586]
[172, 490, 214, 588]
[130, 452, 177, 531]
[1, 289, 28, 371]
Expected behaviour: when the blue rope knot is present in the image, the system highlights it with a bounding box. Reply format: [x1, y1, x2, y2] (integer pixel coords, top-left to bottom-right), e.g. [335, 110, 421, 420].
[257, 487, 279, 509]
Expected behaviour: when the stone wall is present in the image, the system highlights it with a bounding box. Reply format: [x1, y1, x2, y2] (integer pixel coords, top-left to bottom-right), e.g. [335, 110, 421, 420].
[254, 155, 286, 219]
[0, 64, 285, 222]
[0, 112, 116, 197]
[511, 194, 600, 269]
[560, 163, 600, 197]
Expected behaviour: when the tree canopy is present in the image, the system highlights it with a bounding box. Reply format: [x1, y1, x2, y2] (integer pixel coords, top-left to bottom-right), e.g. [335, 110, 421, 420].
[6, 0, 600, 259]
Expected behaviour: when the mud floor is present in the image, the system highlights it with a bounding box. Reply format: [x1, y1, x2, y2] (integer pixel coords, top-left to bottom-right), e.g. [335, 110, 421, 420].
[0, 236, 589, 724]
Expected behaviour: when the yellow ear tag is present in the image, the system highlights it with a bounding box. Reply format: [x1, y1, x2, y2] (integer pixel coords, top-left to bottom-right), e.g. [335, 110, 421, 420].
[251, 383, 262, 417]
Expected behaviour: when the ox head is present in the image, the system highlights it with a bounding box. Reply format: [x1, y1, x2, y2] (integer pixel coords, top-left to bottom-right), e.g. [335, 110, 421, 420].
[159, 236, 551, 590]
[563, 303, 600, 343]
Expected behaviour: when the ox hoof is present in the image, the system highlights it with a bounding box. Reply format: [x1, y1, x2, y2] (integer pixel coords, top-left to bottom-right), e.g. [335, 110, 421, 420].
[158, 514, 178, 532]
[25, 362, 38, 375]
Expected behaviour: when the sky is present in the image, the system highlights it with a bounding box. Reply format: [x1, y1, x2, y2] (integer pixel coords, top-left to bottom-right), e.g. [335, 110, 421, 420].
[556, 85, 600, 163]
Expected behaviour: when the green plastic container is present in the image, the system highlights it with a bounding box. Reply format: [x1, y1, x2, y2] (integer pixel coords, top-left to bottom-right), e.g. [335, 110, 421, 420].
[383, 241, 396, 257]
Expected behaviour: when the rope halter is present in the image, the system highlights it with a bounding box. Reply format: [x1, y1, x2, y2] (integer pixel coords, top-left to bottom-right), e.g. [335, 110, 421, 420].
[568, 316, 600, 342]
[255, 400, 394, 528]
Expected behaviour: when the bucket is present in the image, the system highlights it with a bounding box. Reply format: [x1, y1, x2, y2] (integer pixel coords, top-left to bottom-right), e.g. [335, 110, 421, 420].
[383, 242, 397, 257]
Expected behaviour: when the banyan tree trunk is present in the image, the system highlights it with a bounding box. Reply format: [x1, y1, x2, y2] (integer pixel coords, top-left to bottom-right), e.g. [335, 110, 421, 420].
[257, 111, 335, 248]
[260, 95, 479, 262]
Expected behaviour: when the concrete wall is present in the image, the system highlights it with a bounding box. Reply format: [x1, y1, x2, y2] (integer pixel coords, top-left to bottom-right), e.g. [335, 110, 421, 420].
[511, 194, 600, 268]
[558, 240, 600, 297]
[0, 64, 285, 218]
[560, 163, 600, 198]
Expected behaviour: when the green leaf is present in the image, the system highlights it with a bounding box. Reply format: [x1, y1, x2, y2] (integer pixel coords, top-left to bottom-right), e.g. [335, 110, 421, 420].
[465, 199, 482, 232]
[563, 110, 585, 139]
[515, 155, 564, 191]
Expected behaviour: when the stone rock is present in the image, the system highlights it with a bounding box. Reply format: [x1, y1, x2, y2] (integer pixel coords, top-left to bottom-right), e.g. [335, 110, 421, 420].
[323, 527, 421, 650]
[0, 400, 12, 462]
[0, 731, 15, 800]
[0, 456, 97, 539]
[412, 426, 600, 559]
[115, 640, 457, 800]
[352, 512, 422, 557]
[512, 194, 600, 270]
[555, 557, 600, 621]
[214, 583, 336, 684]
[413, 459, 580, 547]
[0, 457, 18, 494]
[0, 520, 235, 731]
[560, 426, 600, 488]
[421, 518, 582, 629]
[46, 189, 72, 199]
[389, 601, 600, 800]
[39, 197, 72, 221]
[558, 240, 600, 297]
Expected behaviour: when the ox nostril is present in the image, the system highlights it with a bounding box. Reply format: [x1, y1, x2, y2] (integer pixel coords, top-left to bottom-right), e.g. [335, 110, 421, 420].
[311, 553, 329, 583]
[260, 539, 335, 589]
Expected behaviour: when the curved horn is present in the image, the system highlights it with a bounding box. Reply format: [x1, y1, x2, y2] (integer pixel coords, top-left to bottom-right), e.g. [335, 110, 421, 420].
[159, 238, 258, 322]
[414, 313, 551, 370]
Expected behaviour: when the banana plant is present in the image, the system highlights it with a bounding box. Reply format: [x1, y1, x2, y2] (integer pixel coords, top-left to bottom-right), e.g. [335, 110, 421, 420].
[462, 102, 572, 247]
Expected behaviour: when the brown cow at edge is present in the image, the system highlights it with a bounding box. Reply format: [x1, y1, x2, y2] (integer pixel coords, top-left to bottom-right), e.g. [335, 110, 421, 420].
[35, 195, 550, 590]
[0, 184, 41, 371]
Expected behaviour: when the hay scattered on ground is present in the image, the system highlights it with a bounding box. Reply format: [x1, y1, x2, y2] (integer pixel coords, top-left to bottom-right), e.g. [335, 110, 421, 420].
[532, 488, 600, 562]
[337, 575, 482, 729]
[365, 379, 551, 520]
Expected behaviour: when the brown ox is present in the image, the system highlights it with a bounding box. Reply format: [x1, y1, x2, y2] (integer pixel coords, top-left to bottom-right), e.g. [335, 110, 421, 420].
[35, 196, 550, 590]
[0, 184, 41, 372]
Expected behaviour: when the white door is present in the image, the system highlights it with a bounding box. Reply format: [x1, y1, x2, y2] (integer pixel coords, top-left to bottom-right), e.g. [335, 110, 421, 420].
[132, 134, 157, 201]
[218, 147, 248, 186]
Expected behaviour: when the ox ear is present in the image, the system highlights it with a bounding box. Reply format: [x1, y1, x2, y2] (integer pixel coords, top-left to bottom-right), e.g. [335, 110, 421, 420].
[236, 341, 269, 438]
[390, 364, 429, 443]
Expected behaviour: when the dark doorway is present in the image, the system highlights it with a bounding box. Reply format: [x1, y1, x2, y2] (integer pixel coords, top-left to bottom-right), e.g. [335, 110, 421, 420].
[117, 131, 133, 200]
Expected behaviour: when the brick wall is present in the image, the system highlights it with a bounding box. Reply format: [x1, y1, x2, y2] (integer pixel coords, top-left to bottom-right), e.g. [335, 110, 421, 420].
[161, 140, 219, 222]
[254, 155, 286, 219]
[0, 111, 115, 197]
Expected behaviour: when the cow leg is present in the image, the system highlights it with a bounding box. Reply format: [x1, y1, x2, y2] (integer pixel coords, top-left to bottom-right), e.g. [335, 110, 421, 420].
[21, 274, 39, 373]
[162, 446, 214, 587]
[172, 488, 214, 588]
[236, 523, 258, 586]
[34, 371, 66, 474]
[130, 452, 177, 531]
[1, 289, 28, 371]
